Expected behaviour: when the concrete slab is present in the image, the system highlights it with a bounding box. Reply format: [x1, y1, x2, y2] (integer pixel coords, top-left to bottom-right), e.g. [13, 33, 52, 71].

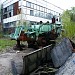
[55, 53, 75, 75]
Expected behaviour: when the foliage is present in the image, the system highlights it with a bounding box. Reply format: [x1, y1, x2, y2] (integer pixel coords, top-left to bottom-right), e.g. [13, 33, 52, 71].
[0, 32, 3, 38]
[61, 7, 75, 39]
[69, 7, 75, 22]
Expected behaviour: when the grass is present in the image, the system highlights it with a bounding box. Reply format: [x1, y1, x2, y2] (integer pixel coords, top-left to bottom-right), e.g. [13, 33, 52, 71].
[0, 38, 16, 52]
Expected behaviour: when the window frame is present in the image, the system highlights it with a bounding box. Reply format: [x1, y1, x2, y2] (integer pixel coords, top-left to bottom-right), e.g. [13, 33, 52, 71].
[31, 3, 34, 8]
[26, 1, 31, 8]
[30, 10, 34, 16]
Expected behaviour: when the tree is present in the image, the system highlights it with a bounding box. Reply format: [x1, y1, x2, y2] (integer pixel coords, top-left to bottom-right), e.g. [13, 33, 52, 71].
[69, 7, 75, 22]
[62, 7, 75, 39]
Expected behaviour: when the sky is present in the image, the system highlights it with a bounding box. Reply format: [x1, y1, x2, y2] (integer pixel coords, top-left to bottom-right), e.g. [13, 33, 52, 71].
[1, 0, 75, 10]
[47, 0, 75, 10]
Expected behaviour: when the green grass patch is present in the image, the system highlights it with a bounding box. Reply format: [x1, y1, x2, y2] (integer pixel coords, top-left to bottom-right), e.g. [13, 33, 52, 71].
[0, 38, 16, 52]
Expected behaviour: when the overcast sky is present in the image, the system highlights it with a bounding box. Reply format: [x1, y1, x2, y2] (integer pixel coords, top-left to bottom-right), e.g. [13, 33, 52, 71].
[47, 0, 75, 10]
[1, 0, 75, 10]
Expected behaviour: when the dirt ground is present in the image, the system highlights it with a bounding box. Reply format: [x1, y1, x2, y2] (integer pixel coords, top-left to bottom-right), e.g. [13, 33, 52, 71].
[0, 47, 34, 75]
